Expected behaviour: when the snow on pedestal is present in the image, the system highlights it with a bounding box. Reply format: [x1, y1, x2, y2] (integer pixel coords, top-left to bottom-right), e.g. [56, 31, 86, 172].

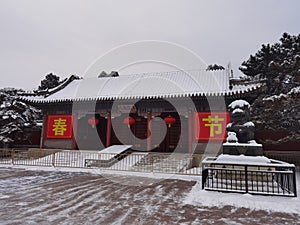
[215, 154, 270, 165]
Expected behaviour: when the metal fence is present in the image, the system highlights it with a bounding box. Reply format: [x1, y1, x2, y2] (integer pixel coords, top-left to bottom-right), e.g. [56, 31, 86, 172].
[202, 157, 297, 197]
[0, 149, 203, 176]
[264, 151, 300, 172]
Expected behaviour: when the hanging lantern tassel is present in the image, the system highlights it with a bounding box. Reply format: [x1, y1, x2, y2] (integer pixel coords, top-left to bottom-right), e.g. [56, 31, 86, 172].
[123, 117, 135, 128]
[88, 118, 99, 128]
[164, 115, 176, 128]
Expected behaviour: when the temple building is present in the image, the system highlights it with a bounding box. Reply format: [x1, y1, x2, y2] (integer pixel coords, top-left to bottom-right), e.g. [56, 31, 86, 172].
[25, 70, 263, 153]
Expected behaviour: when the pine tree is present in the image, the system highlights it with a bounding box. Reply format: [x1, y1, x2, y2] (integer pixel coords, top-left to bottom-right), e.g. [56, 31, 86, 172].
[206, 64, 225, 71]
[38, 73, 62, 90]
[239, 32, 300, 95]
[0, 88, 41, 147]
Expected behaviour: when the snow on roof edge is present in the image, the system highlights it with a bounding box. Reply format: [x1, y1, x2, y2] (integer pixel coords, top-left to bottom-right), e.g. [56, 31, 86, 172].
[23, 79, 264, 104]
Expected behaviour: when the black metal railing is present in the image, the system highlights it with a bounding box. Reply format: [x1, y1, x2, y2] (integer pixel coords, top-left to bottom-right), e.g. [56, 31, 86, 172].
[0, 149, 202, 176]
[202, 157, 297, 197]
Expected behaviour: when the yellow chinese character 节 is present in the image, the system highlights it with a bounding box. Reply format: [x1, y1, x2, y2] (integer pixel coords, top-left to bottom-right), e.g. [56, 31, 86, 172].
[202, 115, 224, 137]
[52, 118, 67, 136]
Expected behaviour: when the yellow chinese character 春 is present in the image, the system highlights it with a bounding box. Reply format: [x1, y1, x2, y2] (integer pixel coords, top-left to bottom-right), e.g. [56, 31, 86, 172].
[52, 118, 67, 136]
[202, 115, 224, 137]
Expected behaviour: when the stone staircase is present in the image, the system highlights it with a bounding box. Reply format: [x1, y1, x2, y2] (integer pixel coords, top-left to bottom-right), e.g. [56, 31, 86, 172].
[131, 153, 192, 173]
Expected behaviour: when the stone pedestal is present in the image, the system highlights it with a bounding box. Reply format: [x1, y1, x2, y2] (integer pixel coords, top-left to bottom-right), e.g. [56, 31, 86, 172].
[223, 142, 263, 156]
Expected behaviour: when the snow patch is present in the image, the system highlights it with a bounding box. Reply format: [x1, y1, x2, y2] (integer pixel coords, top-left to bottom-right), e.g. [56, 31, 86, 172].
[243, 121, 255, 127]
[0, 194, 10, 199]
[215, 154, 271, 164]
[288, 86, 300, 95]
[263, 93, 287, 101]
[223, 141, 262, 147]
[232, 108, 244, 114]
[229, 100, 250, 109]
[226, 132, 238, 143]
[263, 86, 299, 102]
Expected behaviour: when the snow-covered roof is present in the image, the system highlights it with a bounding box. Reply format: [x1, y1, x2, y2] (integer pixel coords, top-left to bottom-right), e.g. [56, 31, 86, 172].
[24, 71, 264, 103]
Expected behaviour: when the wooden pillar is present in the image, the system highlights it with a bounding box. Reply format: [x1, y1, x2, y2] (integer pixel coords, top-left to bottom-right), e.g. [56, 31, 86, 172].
[40, 114, 47, 149]
[106, 112, 112, 147]
[147, 112, 152, 151]
[188, 111, 193, 154]
[72, 113, 78, 150]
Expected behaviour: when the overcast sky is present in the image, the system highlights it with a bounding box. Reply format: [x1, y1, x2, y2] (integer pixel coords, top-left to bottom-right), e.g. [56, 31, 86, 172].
[0, 0, 299, 90]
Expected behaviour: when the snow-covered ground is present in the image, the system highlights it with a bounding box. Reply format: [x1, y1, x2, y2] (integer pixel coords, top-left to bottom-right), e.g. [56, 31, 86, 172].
[0, 165, 299, 224]
[185, 174, 300, 215]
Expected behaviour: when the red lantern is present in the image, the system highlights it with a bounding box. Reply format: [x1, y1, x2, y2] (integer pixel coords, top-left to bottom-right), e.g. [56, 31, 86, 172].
[164, 115, 176, 128]
[88, 118, 99, 128]
[123, 117, 135, 128]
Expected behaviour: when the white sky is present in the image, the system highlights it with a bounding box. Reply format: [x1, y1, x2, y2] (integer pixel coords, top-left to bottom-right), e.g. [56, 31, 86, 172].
[0, 0, 299, 90]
